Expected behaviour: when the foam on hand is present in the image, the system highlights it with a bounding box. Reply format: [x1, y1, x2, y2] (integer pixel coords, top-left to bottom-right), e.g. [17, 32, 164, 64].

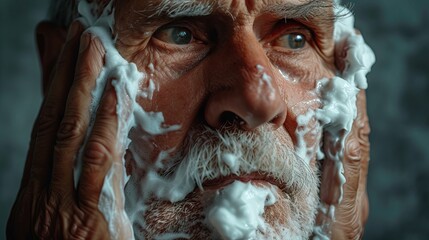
[308, 3, 375, 240]
[74, 1, 180, 239]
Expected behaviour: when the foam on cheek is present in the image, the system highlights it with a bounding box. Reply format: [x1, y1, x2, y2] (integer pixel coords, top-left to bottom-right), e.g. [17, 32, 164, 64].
[74, 1, 182, 239]
[308, 4, 375, 239]
[295, 110, 323, 163]
[205, 181, 277, 240]
[73, 1, 375, 239]
[256, 65, 275, 101]
[139, 63, 159, 100]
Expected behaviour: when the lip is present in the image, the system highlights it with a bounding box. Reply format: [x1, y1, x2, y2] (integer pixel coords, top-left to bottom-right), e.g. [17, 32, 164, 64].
[202, 172, 286, 191]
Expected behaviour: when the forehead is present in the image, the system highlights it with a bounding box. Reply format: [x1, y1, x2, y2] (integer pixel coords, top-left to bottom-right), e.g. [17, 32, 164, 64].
[122, 0, 334, 19]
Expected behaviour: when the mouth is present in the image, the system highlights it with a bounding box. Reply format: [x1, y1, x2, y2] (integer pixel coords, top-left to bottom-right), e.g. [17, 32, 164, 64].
[202, 172, 287, 192]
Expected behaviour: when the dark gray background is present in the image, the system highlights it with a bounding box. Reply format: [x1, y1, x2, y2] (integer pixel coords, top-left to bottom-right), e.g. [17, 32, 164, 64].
[1, 0, 428, 239]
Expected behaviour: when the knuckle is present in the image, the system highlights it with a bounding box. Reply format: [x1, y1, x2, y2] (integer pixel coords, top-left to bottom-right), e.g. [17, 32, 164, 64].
[69, 213, 107, 240]
[74, 66, 93, 82]
[34, 196, 58, 239]
[345, 138, 362, 162]
[56, 116, 85, 146]
[38, 103, 60, 134]
[69, 228, 90, 240]
[84, 140, 112, 169]
[69, 216, 89, 240]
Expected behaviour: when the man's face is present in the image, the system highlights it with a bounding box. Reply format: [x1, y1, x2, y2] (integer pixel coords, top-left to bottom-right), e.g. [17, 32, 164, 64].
[113, 0, 336, 238]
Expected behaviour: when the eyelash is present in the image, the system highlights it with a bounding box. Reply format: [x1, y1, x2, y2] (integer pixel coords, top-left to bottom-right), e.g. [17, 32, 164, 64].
[151, 19, 315, 53]
[264, 20, 313, 46]
[151, 21, 210, 46]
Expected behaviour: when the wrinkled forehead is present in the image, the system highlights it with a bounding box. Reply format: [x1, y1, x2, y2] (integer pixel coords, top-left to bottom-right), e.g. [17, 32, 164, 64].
[117, 0, 334, 17]
[113, 0, 335, 49]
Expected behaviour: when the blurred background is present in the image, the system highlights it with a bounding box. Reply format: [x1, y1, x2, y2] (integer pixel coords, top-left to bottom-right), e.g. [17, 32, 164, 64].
[1, 0, 428, 239]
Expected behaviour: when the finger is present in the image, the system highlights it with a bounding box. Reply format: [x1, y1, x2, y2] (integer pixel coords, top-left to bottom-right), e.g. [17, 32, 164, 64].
[78, 81, 120, 209]
[315, 90, 371, 239]
[30, 20, 84, 186]
[319, 148, 344, 206]
[343, 90, 370, 201]
[319, 90, 370, 205]
[51, 31, 106, 193]
[355, 91, 370, 195]
[18, 107, 43, 189]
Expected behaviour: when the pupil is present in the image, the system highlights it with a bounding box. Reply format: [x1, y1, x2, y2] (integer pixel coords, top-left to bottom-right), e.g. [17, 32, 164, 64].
[172, 28, 192, 45]
[288, 34, 305, 49]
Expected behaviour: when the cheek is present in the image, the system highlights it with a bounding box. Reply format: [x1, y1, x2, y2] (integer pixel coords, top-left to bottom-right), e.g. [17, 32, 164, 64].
[116, 37, 211, 163]
[268, 47, 335, 88]
[273, 55, 333, 149]
[131, 65, 207, 158]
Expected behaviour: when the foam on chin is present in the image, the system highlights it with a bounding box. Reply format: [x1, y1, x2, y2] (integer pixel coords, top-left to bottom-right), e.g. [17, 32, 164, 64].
[205, 181, 277, 239]
[135, 124, 319, 239]
[140, 179, 316, 240]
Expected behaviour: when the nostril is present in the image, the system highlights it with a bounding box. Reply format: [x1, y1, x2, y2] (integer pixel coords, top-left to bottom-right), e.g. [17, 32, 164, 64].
[204, 85, 287, 130]
[270, 110, 287, 130]
[219, 111, 245, 127]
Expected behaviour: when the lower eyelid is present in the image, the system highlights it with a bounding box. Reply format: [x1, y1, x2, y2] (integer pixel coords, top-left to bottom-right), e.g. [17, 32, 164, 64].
[150, 37, 209, 55]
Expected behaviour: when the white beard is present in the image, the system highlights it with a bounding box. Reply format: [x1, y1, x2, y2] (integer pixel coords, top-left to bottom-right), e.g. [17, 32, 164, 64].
[128, 124, 320, 240]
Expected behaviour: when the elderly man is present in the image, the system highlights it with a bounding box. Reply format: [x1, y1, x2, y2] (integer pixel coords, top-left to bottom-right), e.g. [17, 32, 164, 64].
[7, 0, 374, 239]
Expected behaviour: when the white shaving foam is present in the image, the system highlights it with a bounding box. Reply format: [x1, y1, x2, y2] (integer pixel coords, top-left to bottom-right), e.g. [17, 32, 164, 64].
[72, 1, 375, 239]
[205, 181, 277, 240]
[256, 64, 276, 101]
[74, 1, 181, 239]
[308, 3, 375, 239]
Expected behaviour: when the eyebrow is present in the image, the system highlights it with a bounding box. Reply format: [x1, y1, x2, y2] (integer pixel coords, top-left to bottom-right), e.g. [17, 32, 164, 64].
[140, 0, 214, 18]
[136, 0, 335, 28]
[131, 0, 335, 43]
[265, 0, 335, 22]
[264, 0, 336, 61]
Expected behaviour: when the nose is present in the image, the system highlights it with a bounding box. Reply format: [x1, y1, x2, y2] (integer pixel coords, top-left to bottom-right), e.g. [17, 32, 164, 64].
[204, 29, 286, 130]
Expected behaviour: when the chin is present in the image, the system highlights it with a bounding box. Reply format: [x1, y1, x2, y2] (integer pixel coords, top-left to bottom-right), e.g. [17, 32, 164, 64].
[127, 124, 320, 240]
[139, 178, 318, 240]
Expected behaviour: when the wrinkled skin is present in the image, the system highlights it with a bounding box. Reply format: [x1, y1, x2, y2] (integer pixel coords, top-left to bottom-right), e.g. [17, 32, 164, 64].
[315, 90, 370, 239]
[7, 0, 369, 239]
[334, 90, 370, 239]
[7, 21, 115, 239]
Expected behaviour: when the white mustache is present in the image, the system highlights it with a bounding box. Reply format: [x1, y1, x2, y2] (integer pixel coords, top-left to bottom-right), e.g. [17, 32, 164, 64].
[156, 124, 318, 200]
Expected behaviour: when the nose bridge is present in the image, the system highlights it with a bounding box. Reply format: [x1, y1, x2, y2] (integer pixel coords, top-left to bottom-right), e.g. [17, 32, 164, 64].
[205, 28, 287, 129]
[229, 29, 267, 82]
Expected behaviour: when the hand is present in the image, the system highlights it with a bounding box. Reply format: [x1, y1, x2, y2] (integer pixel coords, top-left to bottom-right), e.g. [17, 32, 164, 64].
[316, 90, 370, 239]
[332, 90, 370, 239]
[7, 20, 131, 239]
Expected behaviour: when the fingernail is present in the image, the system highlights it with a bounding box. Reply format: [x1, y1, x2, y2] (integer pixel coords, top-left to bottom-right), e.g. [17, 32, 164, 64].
[67, 20, 81, 40]
[79, 32, 91, 53]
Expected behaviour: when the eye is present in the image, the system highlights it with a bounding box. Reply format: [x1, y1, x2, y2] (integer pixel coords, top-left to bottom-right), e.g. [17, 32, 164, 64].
[154, 26, 193, 45]
[274, 33, 306, 49]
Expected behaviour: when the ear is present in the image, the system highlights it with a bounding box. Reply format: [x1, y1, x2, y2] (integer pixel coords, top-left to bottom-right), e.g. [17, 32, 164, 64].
[35, 21, 67, 96]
